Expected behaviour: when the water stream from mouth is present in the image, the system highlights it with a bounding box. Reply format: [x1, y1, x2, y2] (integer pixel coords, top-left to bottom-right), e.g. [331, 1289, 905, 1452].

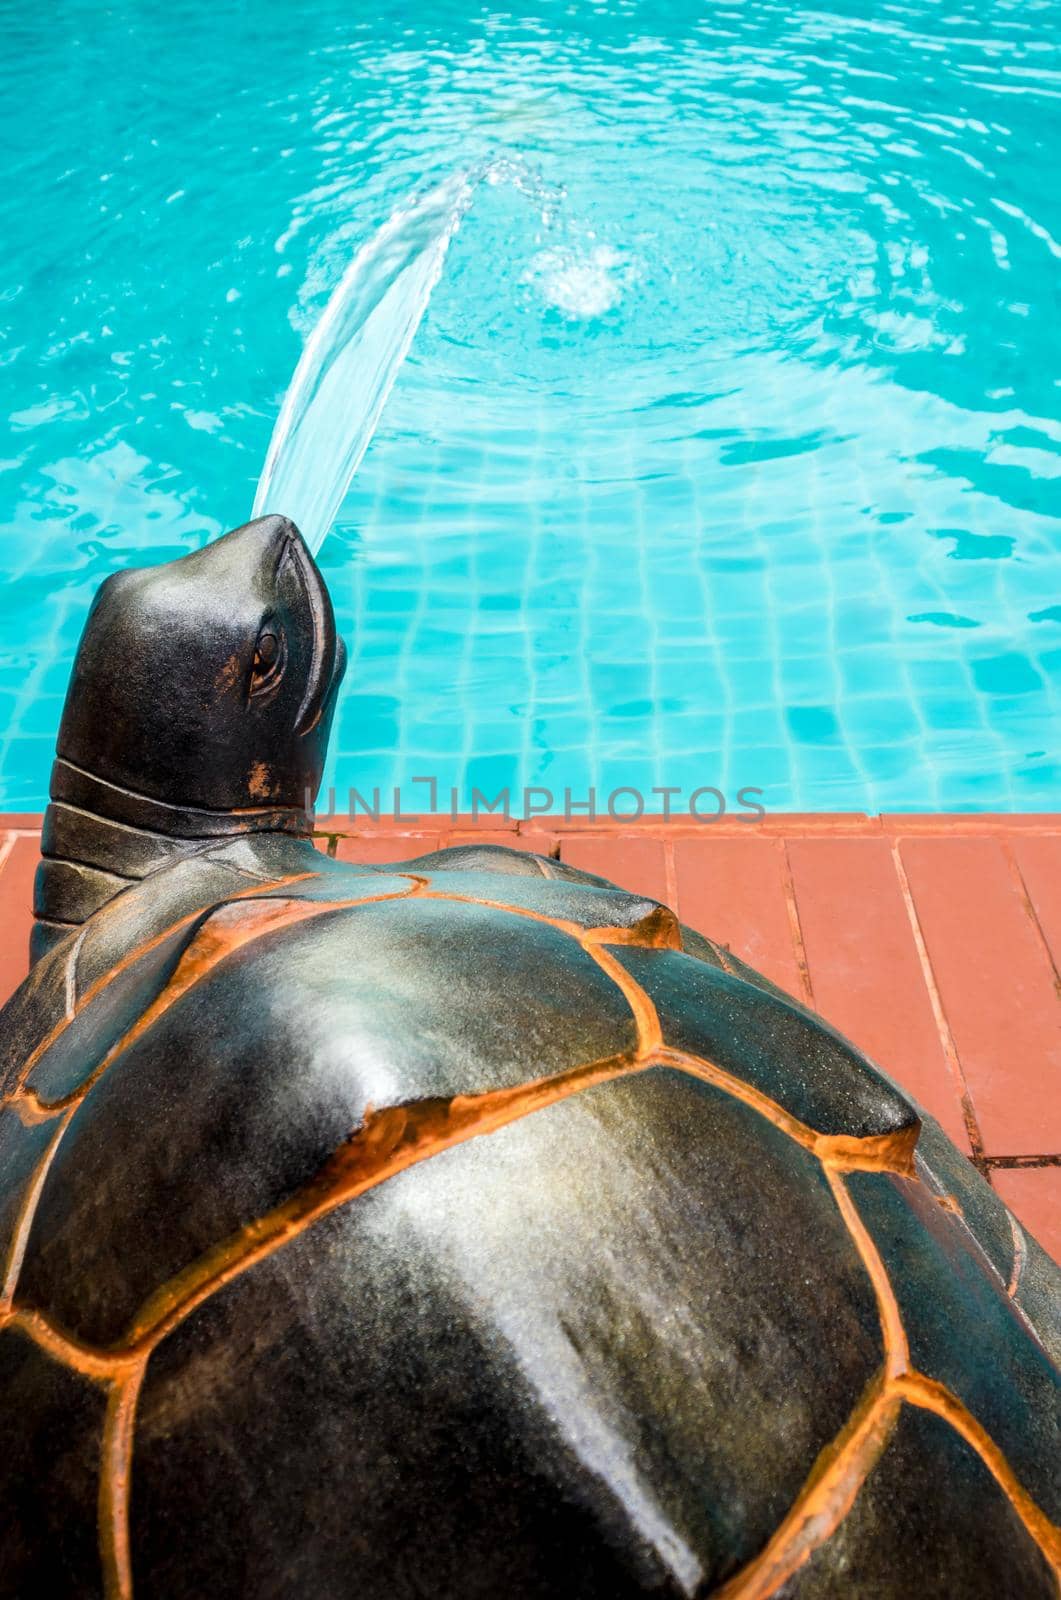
[252, 159, 562, 555]
[252, 170, 472, 554]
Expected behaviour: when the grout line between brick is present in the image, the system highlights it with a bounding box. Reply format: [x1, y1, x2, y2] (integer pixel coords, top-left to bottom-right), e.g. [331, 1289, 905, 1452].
[663, 838, 678, 917]
[983, 1154, 1061, 1170]
[890, 837, 986, 1164]
[779, 839, 814, 1007]
[1000, 838, 1060, 993]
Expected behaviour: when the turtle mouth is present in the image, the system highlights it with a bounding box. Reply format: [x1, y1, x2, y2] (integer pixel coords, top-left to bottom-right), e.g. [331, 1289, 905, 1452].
[321, 631, 347, 723]
[278, 531, 342, 737]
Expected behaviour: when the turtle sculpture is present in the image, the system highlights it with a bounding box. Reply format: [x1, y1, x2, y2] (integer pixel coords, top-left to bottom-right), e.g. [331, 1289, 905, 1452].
[0, 515, 1058, 1600]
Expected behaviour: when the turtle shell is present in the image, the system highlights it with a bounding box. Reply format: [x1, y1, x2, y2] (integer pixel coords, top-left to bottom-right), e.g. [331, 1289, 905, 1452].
[0, 839, 1057, 1599]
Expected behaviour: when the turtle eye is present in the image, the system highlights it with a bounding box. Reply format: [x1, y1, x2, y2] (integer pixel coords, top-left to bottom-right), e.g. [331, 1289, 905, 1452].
[256, 631, 279, 669]
[250, 625, 285, 696]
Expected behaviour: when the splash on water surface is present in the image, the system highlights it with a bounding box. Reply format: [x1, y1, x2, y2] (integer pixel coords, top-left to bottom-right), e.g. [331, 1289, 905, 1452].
[523, 245, 634, 320]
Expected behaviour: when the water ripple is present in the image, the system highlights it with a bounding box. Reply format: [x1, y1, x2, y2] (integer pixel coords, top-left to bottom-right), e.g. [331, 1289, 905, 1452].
[1, 0, 1059, 810]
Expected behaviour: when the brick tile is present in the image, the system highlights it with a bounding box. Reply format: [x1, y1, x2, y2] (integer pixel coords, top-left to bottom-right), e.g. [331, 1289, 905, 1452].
[559, 835, 670, 904]
[533, 813, 664, 833]
[899, 837, 1061, 1156]
[881, 815, 1058, 834]
[671, 836, 806, 1000]
[990, 1167, 1061, 1264]
[0, 834, 40, 1008]
[752, 813, 877, 835]
[452, 812, 520, 832]
[535, 813, 876, 835]
[787, 836, 971, 1150]
[441, 831, 539, 852]
[331, 834, 442, 865]
[316, 812, 438, 834]
[1010, 835, 1061, 978]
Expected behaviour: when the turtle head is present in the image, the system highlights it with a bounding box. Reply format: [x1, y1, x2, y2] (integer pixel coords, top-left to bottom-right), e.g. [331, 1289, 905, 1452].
[54, 515, 346, 822]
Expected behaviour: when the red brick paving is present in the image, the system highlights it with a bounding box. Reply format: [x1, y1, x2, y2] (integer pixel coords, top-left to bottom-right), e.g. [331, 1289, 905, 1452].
[671, 835, 809, 1001]
[1, 812, 1057, 1262]
[990, 1168, 1061, 1265]
[786, 836, 973, 1152]
[0, 834, 42, 1008]
[332, 832, 444, 864]
[1011, 834, 1061, 975]
[562, 835, 670, 906]
[898, 836, 1061, 1157]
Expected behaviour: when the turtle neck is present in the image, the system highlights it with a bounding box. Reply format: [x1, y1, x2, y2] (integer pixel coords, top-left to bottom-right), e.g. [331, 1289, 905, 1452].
[31, 760, 314, 965]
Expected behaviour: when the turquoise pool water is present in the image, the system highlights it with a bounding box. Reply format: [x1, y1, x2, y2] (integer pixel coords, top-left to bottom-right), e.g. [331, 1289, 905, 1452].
[3, 0, 1059, 814]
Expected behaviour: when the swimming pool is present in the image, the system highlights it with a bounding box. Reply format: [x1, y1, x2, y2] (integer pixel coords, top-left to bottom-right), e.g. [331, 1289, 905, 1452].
[2, 0, 1059, 813]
